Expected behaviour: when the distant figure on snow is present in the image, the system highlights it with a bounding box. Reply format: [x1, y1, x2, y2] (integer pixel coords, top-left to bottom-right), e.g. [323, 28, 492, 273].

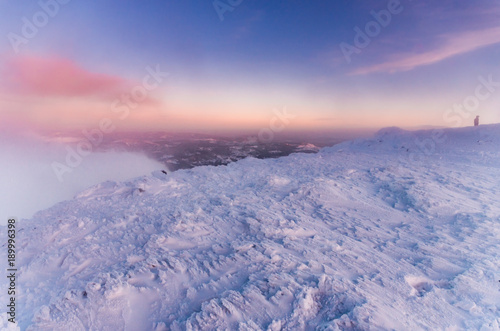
[474, 116, 479, 127]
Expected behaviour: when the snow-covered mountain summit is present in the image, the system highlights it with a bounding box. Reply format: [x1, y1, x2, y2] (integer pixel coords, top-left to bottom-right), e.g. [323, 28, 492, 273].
[2, 125, 499, 330]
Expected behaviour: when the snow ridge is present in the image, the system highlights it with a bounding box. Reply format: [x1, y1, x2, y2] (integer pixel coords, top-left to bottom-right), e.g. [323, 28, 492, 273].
[1, 125, 500, 330]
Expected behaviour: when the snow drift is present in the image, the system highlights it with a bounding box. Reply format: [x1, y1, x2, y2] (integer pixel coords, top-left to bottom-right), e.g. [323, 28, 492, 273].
[1, 124, 499, 330]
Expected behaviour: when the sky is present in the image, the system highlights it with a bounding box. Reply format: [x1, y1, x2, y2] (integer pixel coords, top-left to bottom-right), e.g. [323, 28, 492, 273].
[0, 0, 499, 133]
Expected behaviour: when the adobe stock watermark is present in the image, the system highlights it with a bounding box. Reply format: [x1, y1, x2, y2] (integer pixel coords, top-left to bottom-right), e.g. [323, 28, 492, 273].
[340, 0, 409, 64]
[257, 106, 296, 143]
[213, 0, 243, 21]
[6, 217, 17, 325]
[396, 73, 499, 170]
[7, 0, 71, 54]
[51, 65, 169, 182]
[443, 74, 499, 127]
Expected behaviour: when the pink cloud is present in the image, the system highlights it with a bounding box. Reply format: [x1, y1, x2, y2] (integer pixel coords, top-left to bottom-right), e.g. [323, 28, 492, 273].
[351, 26, 500, 75]
[2, 55, 129, 98]
[0, 55, 167, 132]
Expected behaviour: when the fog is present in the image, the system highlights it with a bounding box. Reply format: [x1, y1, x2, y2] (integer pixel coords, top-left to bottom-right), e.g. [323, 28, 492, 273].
[0, 133, 165, 226]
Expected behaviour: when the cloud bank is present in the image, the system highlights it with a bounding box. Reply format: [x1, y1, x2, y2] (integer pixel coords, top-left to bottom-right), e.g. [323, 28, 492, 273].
[0, 133, 165, 225]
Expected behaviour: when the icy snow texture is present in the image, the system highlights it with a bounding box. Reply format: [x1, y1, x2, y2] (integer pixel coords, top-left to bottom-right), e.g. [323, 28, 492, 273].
[1, 125, 500, 330]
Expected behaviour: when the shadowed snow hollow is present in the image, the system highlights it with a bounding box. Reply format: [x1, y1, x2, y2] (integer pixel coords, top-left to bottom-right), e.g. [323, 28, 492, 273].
[1, 125, 499, 330]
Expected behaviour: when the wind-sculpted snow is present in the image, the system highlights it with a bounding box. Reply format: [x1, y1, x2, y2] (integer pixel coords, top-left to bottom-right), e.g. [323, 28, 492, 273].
[1, 125, 499, 330]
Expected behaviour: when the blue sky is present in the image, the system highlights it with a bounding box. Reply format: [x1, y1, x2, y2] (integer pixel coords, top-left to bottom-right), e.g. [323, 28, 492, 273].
[1, 0, 499, 131]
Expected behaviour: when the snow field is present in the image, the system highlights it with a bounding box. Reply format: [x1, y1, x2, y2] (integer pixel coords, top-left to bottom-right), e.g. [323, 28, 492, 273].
[1, 124, 499, 330]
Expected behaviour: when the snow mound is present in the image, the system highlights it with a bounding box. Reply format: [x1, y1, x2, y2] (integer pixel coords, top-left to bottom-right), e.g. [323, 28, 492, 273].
[323, 124, 500, 171]
[2, 125, 500, 330]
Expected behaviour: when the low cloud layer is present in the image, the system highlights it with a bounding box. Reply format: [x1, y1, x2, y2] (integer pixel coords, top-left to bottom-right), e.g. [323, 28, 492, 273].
[0, 133, 165, 225]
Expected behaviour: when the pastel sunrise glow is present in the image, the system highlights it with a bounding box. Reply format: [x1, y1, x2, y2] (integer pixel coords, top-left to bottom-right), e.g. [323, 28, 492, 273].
[1, 0, 499, 133]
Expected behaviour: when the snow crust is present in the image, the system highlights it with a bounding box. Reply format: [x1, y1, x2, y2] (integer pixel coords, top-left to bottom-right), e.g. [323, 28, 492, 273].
[1, 124, 500, 330]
